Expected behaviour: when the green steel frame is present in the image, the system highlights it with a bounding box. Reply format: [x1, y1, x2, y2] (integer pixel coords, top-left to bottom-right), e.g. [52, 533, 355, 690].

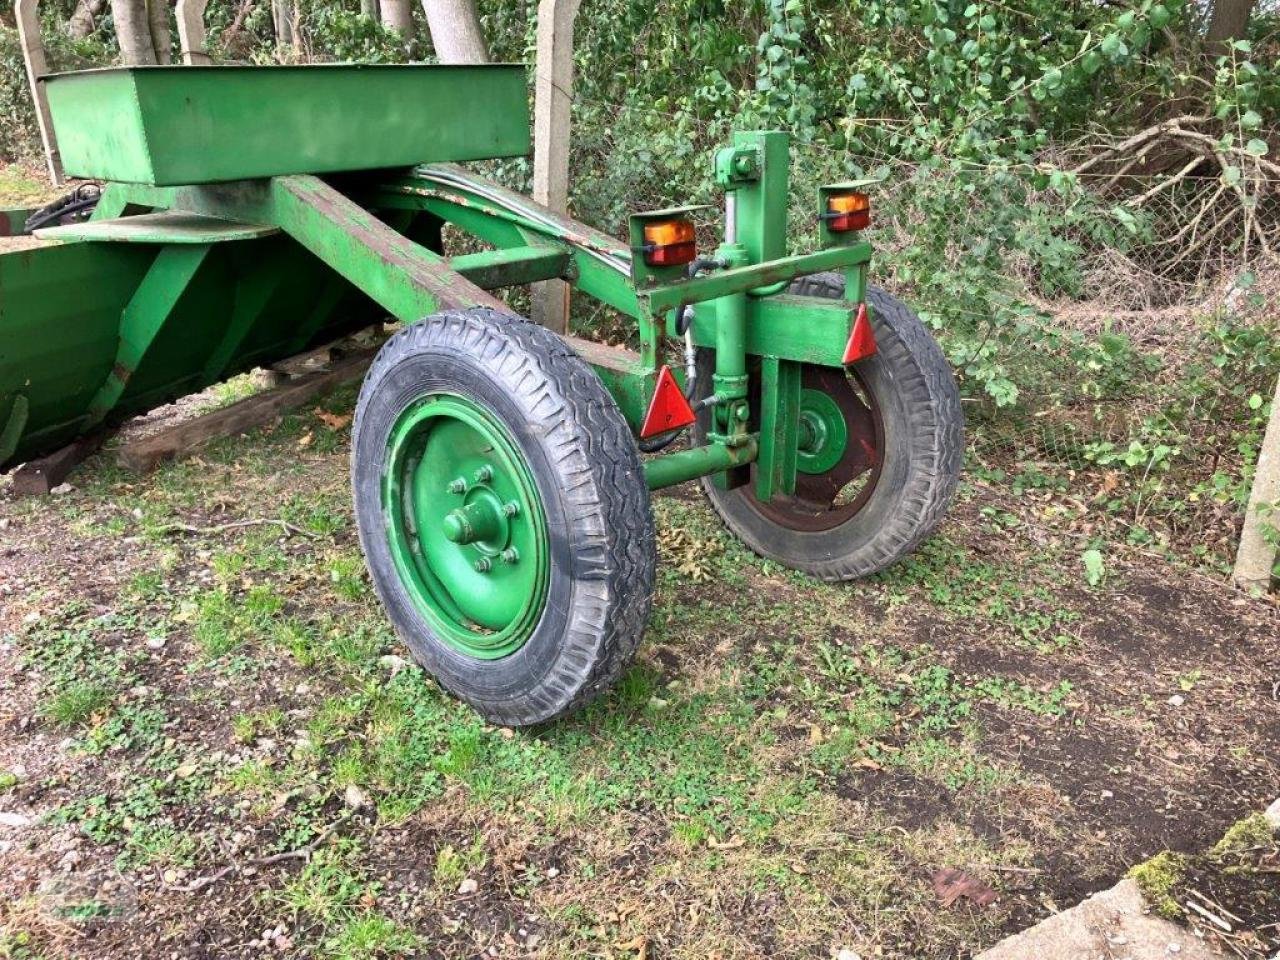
[3, 121, 873, 498]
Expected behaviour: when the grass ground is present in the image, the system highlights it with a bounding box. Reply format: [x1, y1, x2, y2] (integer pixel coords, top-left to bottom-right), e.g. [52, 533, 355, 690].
[0, 162, 58, 210]
[0, 375, 1276, 960]
[0, 159, 1276, 958]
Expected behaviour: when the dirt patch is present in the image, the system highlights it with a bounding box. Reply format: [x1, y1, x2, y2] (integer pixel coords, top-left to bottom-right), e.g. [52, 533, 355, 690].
[2, 395, 1277, 959]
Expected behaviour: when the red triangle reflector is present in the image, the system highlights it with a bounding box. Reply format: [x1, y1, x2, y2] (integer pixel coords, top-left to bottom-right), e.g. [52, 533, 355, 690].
[843, 302, 877, 364]
[639, 365, 697, 438]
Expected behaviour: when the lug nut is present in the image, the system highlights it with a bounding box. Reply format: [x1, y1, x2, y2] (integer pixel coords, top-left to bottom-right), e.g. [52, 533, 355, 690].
[474, 557, 492, 573]
[447, 478, 467, 494]
[502, 501, 520, 518]
[474, 465, 493, 483]
[500, 547, 519, 565]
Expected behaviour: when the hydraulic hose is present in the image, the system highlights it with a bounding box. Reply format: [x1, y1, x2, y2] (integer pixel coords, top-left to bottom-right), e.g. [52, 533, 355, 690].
[638, 320, 717, 454]
[24, 184, 101, 234]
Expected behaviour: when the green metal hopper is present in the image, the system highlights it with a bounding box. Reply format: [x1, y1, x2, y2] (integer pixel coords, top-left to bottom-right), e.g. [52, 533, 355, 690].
[1, 63, 532, 468]
[43, 64, 531, 185]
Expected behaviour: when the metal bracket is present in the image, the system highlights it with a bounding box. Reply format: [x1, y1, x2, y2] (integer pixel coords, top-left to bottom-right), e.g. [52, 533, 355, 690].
[87, 244, 213, 426]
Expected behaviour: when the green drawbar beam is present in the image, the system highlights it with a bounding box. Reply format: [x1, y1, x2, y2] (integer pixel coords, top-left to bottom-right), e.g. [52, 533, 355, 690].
[43, 65, 532, 186]
[644, 440, 758, 490]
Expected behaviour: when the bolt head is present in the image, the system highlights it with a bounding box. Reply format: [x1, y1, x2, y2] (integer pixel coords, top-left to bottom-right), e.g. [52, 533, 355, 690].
[474, 465, 493, 483]
[447, 478, 467, 494]
[500, 547, 519, 565]
[474, 557, 492, 573]
[502, 501, 520, 518]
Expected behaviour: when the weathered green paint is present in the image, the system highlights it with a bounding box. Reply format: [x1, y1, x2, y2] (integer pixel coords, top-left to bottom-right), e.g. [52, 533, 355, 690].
[0, 395, 29, 463]
[92, 183, 175, 219]
[1, 208, 31, 237]
[35, 211, 278, 244]
[383, 394, 549, 659]
[450, 246, 569, 289]
[642, 243, 871, 315]
[0, 121, 886, 504]
[201, 262, 284, 383]
[285, 273, 352, 355]
[733, 131, 790, 266]
[86, 244, 213, 424]
[796, 388, 849, 476]
[371, 175, 640, 317]
[0, 233, 378, 469]
[0, 241, 152, 463]
[690, 294, 861, 368]
[268, 175, 505, 322]
[644, 439, 758, 490]
[755, 357, 801, 501]
[586, 361, 653, 430]
[44, 65, 531, 186]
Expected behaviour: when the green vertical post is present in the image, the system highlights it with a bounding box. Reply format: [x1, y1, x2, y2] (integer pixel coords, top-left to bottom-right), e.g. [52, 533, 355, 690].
[714, 130, 801, 497]
[732, 130, 790, 265]
[755, 357, 801, 501]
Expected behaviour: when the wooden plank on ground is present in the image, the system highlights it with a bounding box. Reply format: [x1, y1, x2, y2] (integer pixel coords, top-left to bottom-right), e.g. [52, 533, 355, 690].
[12, 430, 108, 497]
[118, 349, 375, 473]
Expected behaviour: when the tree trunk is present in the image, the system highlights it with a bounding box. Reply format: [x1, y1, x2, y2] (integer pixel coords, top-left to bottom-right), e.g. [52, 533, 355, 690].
[112, 0, 158, 64]
[361, 0, 379, 20]
[1205, 0, 1256, 56]
[272, 0, 294, 47]
[147, 0, 173, 63]
[380, 0, 412, 38]
[422, 0, 488, 63]
[67, 0, 106, 39]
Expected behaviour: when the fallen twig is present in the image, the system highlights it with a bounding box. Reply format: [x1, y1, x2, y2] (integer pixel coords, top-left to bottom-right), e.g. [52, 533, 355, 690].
[1185, 897, 1233, 932]
[155, 518, 320, 540]
[162, 825, 338, 893]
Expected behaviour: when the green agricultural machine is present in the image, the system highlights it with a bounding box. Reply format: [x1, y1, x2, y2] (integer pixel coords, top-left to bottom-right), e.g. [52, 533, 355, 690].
[0, 64, 963, 725]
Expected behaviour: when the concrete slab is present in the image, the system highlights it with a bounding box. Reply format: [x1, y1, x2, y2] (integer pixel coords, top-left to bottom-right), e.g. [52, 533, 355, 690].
[975, 879, 1220, 960]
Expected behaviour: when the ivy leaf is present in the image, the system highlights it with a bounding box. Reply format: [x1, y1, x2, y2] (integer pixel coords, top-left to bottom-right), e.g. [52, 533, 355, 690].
[1249, 393, 1264, 411]
[1241, 110, 1263, 130]
[1245, 138, 1269, 157]
[1221, 165, 1242, 186]
[1149, 4, 1170, 28]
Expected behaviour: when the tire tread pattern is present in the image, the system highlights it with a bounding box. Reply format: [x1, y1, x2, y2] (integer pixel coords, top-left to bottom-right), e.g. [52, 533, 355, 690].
[703, 275, 964, 581]
[353, 307, 655, 726]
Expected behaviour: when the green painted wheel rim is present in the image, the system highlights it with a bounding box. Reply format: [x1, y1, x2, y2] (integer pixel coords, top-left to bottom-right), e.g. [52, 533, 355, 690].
[382, 394, 549, 660]
[796, 388, 849, 475]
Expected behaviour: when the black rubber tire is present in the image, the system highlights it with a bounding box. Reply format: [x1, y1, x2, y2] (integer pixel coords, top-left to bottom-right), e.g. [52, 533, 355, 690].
[352, 307, 656, 726]
[695, 277, 963, 581]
